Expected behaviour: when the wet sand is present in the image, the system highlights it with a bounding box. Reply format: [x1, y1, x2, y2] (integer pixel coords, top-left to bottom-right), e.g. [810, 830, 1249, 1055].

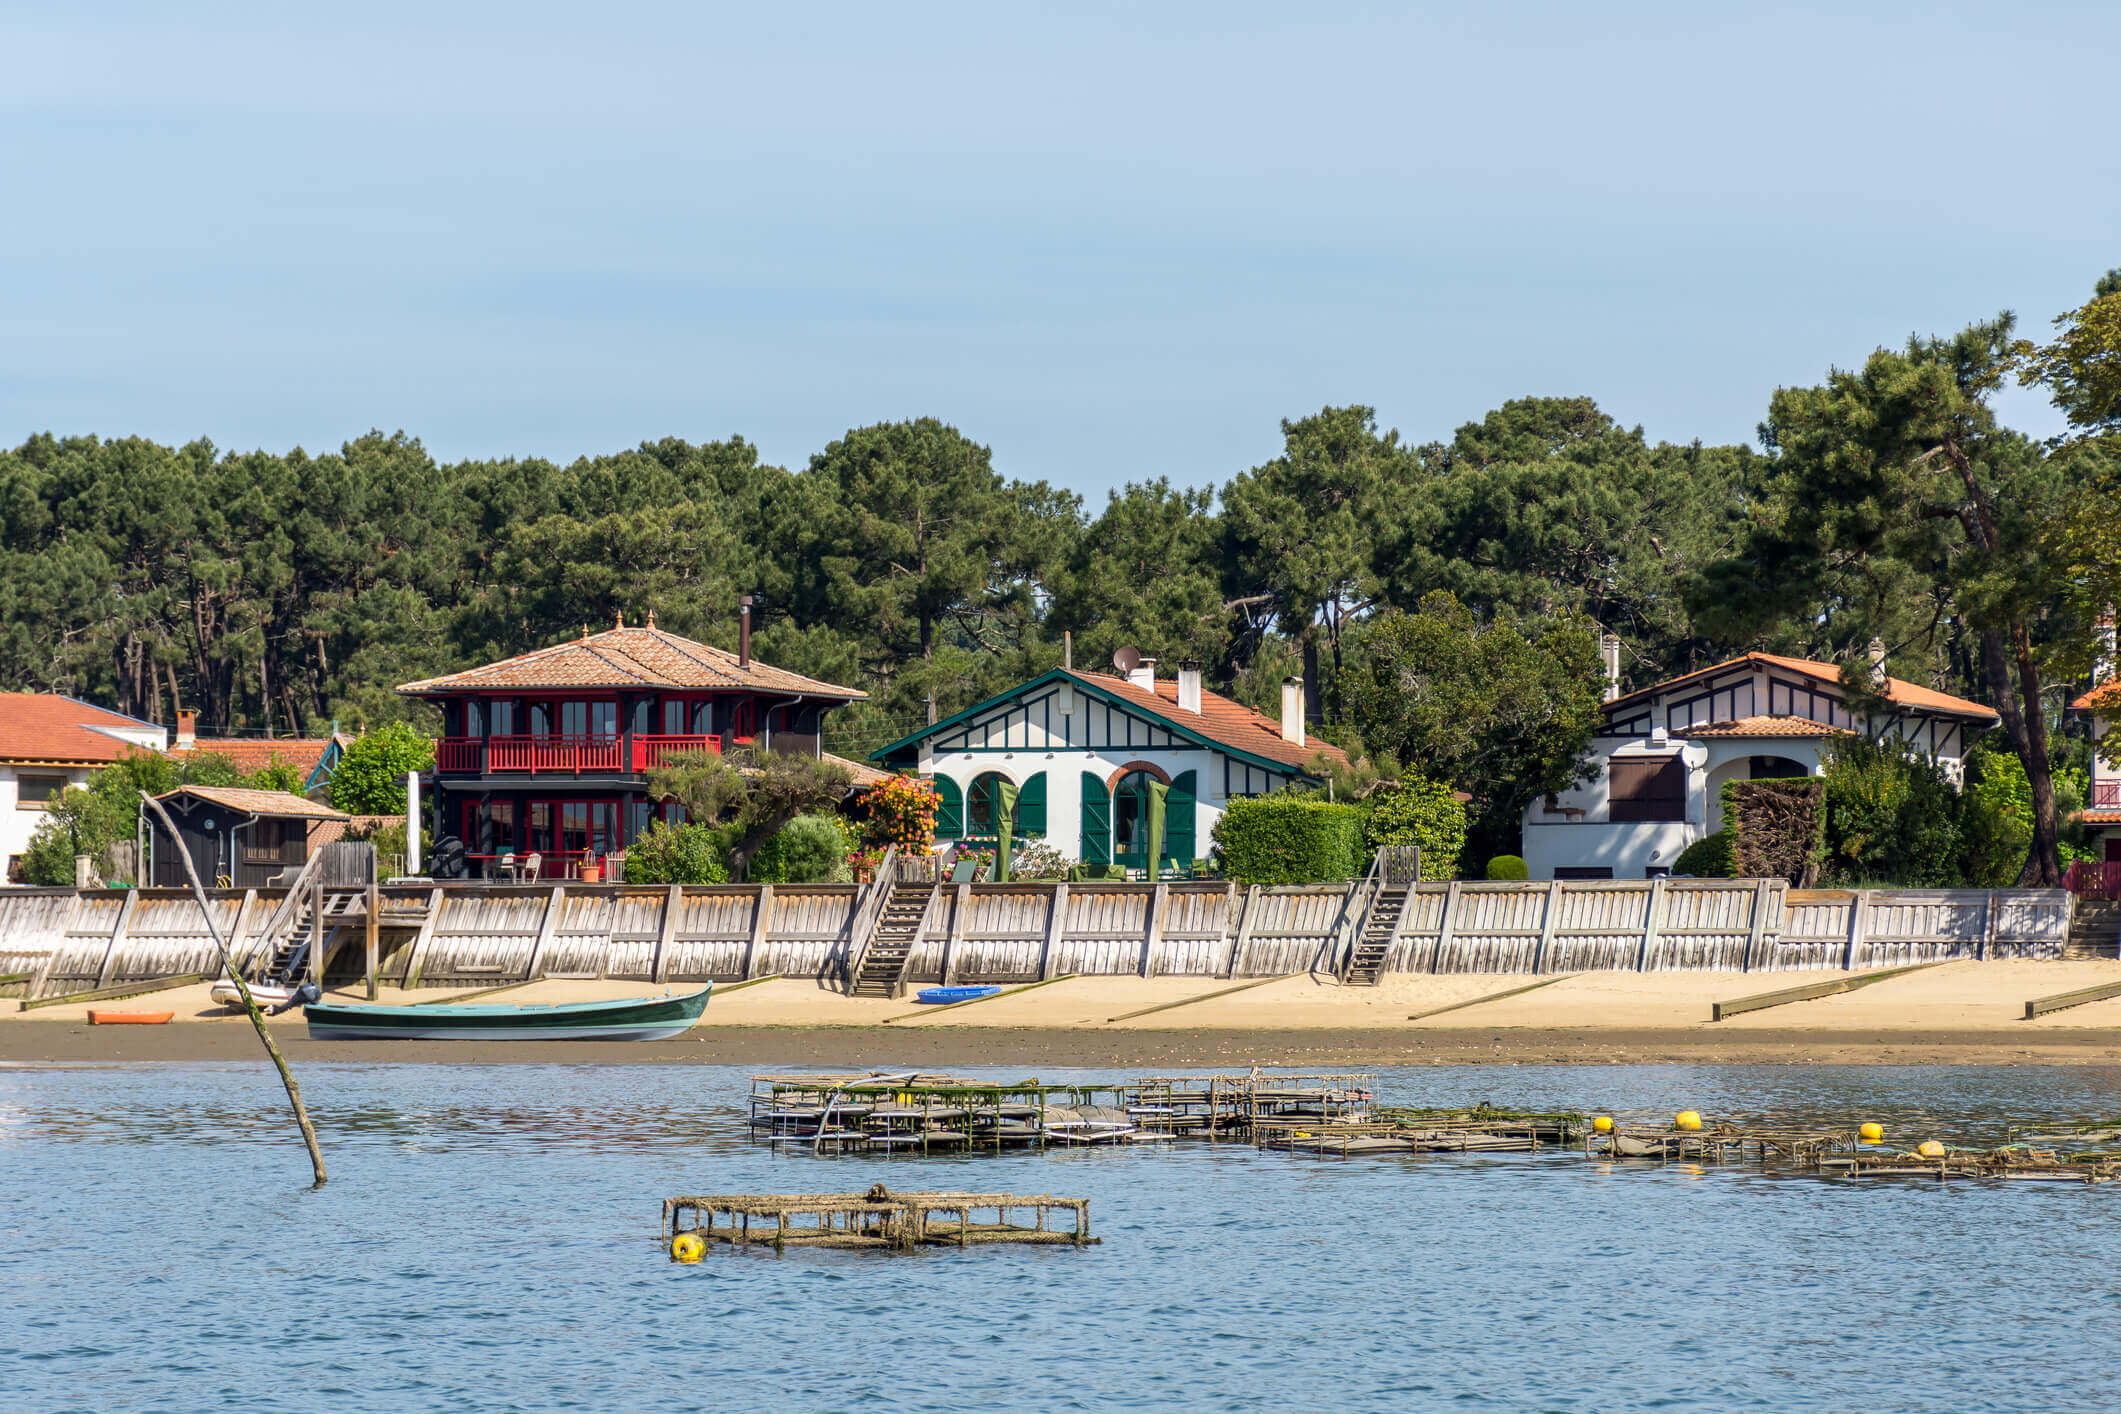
[9, 963, 2121, 1067]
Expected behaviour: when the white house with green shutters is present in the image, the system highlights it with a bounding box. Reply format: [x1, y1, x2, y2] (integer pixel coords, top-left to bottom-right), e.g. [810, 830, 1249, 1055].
[871, 660, 1347, 871]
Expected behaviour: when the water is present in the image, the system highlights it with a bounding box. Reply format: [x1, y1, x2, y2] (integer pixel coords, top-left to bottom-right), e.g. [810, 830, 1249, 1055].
[6, 1063, 2121, 1413]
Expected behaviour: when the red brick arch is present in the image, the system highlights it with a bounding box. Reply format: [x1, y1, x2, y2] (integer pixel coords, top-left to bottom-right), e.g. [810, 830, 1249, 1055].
[1105, 760, 1172, 791]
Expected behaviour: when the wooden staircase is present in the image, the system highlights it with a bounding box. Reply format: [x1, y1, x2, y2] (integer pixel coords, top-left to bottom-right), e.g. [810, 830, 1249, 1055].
[1338, 845, 1422, 986]
[2065, 899, 2121, 960]
[852, 886, 932, 998]
[1342, 887, 1410, 985]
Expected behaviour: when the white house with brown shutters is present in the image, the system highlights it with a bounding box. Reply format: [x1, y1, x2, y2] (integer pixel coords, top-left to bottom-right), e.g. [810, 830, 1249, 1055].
[1521, 649, 1998, 880]
[872, 660, 1346, 873]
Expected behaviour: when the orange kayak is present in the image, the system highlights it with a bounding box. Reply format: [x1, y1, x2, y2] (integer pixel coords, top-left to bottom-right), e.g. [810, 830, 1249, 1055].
[88, 1009, 175, 1025]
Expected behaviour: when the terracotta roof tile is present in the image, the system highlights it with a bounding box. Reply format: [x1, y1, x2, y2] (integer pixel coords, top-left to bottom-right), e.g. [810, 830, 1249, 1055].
[2076, 810, 2121, 825]
[0, 693, 165, 765]
[397, 625, 866, 700]
[2071, 682, 2121, 712]
[1069, 671, 1349, 775]
[157, 785, 349, 819]
[1604, 652, 1998, 721]
[1677, 716, 1849, 740]
[824, 752, 892, 790]
[172, 734, 350, 778]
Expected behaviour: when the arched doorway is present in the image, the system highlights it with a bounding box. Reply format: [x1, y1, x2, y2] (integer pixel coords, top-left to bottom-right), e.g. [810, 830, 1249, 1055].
[1111, 769, 1196, 872]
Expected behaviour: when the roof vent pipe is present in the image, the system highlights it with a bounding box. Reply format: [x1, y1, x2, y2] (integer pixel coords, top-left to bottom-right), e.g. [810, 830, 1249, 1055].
[739, 594, 753, 668]
[1176, 660, 1203, 714]
[1599, 632, 1622, 703]
[1280, 678, 1305, 747]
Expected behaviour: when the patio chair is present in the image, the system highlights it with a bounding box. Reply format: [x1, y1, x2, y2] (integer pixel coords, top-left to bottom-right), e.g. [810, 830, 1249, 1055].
[519, 852, 542, 882]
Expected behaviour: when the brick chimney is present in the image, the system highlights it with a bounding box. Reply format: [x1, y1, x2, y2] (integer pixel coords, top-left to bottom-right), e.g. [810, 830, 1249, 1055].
[738, 594, 753, 668]
[176, 710, 197, 749]
[1280, 678, 1305, 747]
[1127, 655, 1157, 691]
[1176, 660, 1203, 715]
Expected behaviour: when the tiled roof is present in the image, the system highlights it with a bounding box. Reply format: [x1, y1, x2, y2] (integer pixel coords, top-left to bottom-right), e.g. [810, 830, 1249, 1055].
[824, 752, 892, 790]
[172, 734, 350, 778]
[2077, 810, 2121, 826]
[397, 625, 866, 700]
[0, 693, 165, 765]
[157, 785, 349, 819]
[1067, 671, 1350, 774]
[1677, 716, 1849, 740]
[1604, 652, 1999, 721]
[310, 813, 400, 845]
[2071, 682, 2121, 712]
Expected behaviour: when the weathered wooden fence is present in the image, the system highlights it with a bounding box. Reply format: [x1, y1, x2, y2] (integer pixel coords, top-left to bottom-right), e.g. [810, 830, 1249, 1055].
[0, 879, 2074, 1000]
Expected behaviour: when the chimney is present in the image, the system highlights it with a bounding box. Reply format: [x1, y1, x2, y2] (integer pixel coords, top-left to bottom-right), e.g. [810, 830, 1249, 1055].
[1176, 660, 1203, 715]
[1063, 630, 1072, 672]
[1127, 655, 1157, 691]
[738, 594, 753, 668]
[1280, 677, 1305, 746]
[1867, 636, 1888, 690]
[1599, 632, 1622, 703]
[176, 710, 197, 749]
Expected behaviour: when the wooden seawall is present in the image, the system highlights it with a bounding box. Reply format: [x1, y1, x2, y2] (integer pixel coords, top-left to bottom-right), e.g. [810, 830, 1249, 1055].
[0, 878, 2074, 1001]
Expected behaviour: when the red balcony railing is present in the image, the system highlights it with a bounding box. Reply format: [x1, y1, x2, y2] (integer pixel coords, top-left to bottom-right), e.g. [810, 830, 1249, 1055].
[436, 734, 722, 775]
[630, 734, 722, 771]
[2066, 860, 2121, 899]
[2093, 779, 2121, 808]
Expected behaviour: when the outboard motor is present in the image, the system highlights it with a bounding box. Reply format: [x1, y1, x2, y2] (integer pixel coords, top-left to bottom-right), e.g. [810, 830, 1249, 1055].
[267, 981, 321, 1016]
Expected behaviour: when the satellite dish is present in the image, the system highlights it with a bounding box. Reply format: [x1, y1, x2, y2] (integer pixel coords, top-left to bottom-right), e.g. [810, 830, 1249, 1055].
[1113, 646, 1141, 675]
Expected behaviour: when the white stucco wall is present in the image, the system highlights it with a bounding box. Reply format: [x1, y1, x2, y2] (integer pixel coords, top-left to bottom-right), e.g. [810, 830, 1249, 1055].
[918, 743, 1237, 863]
[1, 764, 98, 877]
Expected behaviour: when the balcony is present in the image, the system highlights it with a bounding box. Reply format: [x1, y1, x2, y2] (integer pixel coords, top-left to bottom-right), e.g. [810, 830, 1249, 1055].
[2094, 779, 2121, 808]
[435, 734, 722, 776]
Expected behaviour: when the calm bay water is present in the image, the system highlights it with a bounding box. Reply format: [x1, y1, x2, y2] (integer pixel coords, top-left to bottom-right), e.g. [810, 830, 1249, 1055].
[6, 1062, 2121, 1413]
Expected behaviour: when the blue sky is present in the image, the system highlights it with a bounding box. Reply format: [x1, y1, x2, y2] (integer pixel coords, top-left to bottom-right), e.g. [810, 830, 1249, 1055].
[2, 2, 2114, 500]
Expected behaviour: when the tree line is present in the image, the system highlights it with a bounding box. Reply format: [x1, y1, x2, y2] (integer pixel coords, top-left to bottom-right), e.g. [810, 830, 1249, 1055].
[3, 270, 2117, 877]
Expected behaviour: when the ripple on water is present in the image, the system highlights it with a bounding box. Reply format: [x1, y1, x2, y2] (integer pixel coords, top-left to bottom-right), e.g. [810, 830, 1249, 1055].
[4, 1063, 2121, 1412]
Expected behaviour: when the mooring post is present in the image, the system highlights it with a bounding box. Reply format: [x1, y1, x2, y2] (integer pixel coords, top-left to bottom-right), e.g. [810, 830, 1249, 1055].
[1636, 877, 1667, 972]
[1842, 888, 1869, 971]
[1532, 880, 1561, 974]
[1432, 882, 1461, 973]
[309, 872, 325, 987]
[365, 879, 380, 1000]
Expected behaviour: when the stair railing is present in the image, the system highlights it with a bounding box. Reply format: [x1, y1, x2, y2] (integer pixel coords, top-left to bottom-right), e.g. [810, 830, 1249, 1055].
[1331, 852, 1388, 983]
[235, 849, 328, 978]
[839, 845, 900, 991]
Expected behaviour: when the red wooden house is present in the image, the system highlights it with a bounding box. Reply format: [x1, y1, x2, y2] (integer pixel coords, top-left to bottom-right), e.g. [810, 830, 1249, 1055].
[397, 614, 864, 879]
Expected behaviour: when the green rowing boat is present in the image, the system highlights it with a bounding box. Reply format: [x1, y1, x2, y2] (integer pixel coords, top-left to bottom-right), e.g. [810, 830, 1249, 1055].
[304, 984, 713, 1041]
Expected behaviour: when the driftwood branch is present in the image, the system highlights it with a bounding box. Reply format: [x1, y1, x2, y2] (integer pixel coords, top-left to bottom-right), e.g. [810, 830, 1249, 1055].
[139, 791, 327, 1186]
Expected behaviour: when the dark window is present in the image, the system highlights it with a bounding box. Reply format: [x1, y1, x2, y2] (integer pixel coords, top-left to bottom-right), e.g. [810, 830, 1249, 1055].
[1555, 866, 1614, 880]
[589, 702, 618, 738]
[561, 702, 588, 737]
[631, 700, 652, 734]
[491, 700, 517, 736]
[462, 700, 483, 738]
[967, 772, 1019, 837]
[16, 774, 66, 808]
[692, 701, 714, 735]
[1608, 756, 1686, 822]
[529, 703, 551, 737]
[664, 700, 687, 735]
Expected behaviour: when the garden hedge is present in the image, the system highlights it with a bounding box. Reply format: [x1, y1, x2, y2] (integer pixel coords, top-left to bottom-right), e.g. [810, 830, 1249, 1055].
[1210, 797, 1365, 884]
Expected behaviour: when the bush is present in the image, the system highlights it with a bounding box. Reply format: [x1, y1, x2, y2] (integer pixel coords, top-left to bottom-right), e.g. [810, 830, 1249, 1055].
[1819, 737, 1961, 887]
[1725, 776, 1825, 884]
[1210, 797, 1365, 884]
[1672, 830, 1734, 878]
[330, 722, 435, 814]
[622, 821, 729, 884]
[1960, 744, 2033, 887]
[1009, 839, 1072, 881]
[1484, 854, 1529, 880]
[1359, 777, 1466, 880]
[747, 814, 850, 884]
[856, 773, 939, 851]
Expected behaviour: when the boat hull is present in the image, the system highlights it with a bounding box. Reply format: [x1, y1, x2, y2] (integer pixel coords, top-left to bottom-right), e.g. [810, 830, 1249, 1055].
[303, 985, 712, 1042]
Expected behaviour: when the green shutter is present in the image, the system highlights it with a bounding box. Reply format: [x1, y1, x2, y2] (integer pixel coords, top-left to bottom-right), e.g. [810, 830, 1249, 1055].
[1166, 770, 1197, 868]
[935, 775, 964, 839]
[1079, 772, 1110, 864]
[1018, 772, 1047, 836]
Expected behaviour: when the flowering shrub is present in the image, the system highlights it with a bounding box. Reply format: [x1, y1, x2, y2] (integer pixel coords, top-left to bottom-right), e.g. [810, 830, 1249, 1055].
[1009, 840, 1071, 881]
[857, 774, 940, 851]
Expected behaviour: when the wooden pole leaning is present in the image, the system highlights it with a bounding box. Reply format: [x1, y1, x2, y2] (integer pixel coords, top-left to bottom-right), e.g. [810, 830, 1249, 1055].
[139, 791, 326, 1187]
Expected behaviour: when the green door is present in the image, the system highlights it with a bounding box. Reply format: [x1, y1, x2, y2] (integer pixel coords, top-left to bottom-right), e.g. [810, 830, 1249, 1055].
[1079, 772, 1110, 864]
[1166, 770, 1196, 872]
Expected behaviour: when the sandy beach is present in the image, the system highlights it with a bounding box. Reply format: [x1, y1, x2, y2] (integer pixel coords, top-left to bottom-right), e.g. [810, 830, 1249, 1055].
[9, 960, 2121, 1066]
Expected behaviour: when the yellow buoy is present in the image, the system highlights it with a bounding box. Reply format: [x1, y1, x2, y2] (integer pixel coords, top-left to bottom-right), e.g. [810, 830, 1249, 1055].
[669, 1232, 705, 1263]
[1917, 1139, 1946, 1159]
[1859, 1122, 1884, 1144]
[1674, 1110, 1703, 1132]
[1593, 1116, 1615, 1133]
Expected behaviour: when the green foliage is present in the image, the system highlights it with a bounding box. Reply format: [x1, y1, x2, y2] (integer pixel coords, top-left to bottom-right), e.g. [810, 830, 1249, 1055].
[646, 747, 850, 881]
[1484, 854, 1529, 880]
[1359, 777, 1466, 879]
[1340, 590, 1603, 857]
[746, 814, 851, 884]
[245, 755, 309, 797]
[1673, 831, 1734, 878]
[1009, 839, 1073, 881]
[329, 721, 435, 814]
[857, 773, 939, 851]
[1209, 796, 1365, 884]
[1959, 744, 2034, 887]
[622, 821, 729, 885]
[1819, 738, 1963, 887]
[16, 748, 245, 885]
